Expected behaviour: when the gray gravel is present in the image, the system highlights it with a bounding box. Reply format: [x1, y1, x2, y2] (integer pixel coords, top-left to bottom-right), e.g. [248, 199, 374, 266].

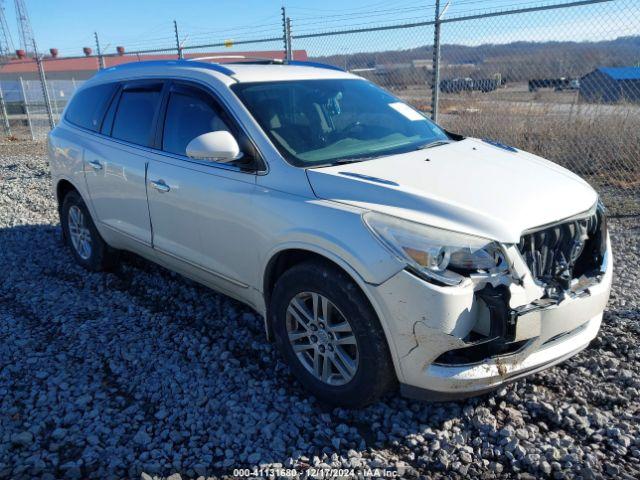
[1, 141, 639, 479]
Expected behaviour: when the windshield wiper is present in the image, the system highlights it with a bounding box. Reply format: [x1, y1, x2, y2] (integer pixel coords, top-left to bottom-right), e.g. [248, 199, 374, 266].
[331, 157, 371, 165]
[318, 156, 379, 167]
[307, 158, 368, 169]
[415, 140, 451, 150]
[312, 142, 451, 167]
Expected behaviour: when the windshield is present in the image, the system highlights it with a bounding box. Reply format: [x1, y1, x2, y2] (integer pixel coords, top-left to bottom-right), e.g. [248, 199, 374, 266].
[231, 79, 450, 167]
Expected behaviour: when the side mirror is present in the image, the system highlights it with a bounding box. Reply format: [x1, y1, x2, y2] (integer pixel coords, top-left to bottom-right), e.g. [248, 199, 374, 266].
[186, 131, 243, 163]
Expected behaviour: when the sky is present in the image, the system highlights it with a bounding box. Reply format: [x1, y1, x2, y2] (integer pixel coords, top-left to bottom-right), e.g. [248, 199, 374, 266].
[2, 0, 637, 57]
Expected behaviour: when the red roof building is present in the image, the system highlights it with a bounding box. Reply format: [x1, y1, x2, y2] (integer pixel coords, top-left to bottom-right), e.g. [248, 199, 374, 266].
[0, 50, 309, 80]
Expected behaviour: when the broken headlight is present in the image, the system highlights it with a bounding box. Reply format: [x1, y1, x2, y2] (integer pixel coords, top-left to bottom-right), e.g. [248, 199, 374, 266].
[363, 212, 508, 286]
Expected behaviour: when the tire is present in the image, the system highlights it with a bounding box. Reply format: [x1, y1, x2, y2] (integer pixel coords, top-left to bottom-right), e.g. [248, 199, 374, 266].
[60, 190, 118, 271]
[271, 260, 396, 407]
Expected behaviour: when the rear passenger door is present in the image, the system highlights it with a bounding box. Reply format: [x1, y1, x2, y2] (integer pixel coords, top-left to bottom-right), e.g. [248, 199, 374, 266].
[84, 80, 164, 245]
[146, 82, 260, 293]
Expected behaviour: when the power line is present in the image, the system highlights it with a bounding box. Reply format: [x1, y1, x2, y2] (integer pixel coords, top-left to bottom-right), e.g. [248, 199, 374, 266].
[184, 24, 283, 42]
[290, 0, 596, 34]
[293, 6, 434, 28]
[286, 0, 415, 13]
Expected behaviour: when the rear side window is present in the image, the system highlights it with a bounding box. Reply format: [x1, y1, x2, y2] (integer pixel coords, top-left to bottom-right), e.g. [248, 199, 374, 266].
[65, 83, 116, 132]
[111, 85, 162, 146]
[162, 91, 231, 156]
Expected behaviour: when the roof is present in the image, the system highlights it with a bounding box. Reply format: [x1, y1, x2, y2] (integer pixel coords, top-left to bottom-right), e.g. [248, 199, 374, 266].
[225, 63, 355, 83]
[596, 66, 640, 80]
[86, 59, 357, 86]
[0, 50, 309, 75]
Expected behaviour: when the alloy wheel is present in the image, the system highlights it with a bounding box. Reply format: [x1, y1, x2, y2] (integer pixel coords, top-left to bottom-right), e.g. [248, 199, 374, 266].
[68, 205, 92, 260]
[285, 291, 359, 386]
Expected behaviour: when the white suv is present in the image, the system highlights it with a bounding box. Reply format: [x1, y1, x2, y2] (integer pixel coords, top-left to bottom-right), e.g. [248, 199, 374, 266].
[48, 59, 612, 407]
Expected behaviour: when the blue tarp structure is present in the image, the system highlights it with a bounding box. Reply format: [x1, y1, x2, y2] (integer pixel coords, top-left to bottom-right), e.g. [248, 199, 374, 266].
[579, 66, 640, 103]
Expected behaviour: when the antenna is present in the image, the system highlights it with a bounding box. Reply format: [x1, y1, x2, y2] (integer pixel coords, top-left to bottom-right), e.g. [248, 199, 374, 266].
[14, 0, 34, 53]
[0, 0, 14, 58]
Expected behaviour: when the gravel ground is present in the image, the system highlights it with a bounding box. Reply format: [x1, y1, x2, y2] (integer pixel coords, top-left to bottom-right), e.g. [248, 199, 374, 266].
[0, 141, 639, 479]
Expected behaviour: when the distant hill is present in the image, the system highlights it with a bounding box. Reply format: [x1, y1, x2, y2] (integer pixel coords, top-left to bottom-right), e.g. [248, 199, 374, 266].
[312, 35, 640, 82]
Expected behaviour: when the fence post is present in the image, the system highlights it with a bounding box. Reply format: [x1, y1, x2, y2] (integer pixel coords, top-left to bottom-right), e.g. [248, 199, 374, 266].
[48, 81, 59, 118]
[94, 32, 105, 69]
[286, 17, 293, 61]
[281, 7, 288, 62]
[431, 0, 441, 123]
[174, 20, 183, 59]
[34, 42, 55, 130]
[19, 77, 34, 140]
[0, 82, 11, 137]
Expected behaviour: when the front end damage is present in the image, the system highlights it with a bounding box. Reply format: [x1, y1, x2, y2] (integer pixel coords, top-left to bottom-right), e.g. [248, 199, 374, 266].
[371, 204, 612, 400]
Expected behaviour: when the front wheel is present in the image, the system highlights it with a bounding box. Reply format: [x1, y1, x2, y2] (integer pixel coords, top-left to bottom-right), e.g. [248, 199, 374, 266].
[270, 260, 396, 407]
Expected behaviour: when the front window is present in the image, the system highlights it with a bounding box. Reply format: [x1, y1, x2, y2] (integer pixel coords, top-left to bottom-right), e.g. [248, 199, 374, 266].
[162, 90, 231, 156]
[232, 79, 449, 167]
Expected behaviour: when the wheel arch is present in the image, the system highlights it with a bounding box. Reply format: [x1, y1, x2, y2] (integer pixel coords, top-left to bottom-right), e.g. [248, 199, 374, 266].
[55, 178, 84, 243]
[56, 178, 79, 211]
[261, 244, 404, 384]
[261, 245, 387, 343]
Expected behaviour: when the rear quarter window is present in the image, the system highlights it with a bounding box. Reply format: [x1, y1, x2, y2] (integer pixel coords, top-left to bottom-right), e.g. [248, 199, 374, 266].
[64, 83, 117, 132]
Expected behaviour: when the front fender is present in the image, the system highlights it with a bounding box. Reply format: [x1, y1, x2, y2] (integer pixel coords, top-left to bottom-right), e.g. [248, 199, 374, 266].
[262, 239, 398, 292]
[260, 219, 403, 292]
[259, 237, 405, 377]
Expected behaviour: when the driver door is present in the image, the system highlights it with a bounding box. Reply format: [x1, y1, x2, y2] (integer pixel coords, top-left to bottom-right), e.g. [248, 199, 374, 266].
[145, 82, 259, 292]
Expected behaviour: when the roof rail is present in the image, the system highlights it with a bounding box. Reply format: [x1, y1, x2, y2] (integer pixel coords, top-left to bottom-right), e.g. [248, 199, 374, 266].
[188, 56, 344, 71]
[97, 59, 235, 77]
[95, 58, 345, 78]
[287, 60, 345, 72]
[188, 55, 284, 65]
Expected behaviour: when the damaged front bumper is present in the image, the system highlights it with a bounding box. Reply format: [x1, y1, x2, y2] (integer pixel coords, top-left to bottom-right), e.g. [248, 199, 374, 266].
[368, 236, 612, 400]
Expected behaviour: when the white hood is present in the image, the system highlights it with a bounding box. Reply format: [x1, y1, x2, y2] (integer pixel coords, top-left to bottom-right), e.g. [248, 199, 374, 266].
[306, 138, 598, 243]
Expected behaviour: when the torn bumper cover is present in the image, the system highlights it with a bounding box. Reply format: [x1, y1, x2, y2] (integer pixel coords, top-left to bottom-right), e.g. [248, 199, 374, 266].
[367, 232, 612, 401]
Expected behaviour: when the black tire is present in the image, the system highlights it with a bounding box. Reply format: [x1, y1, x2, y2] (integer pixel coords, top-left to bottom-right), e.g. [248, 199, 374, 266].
[271, 260, 396, 407]
[60, 190, 118, 271]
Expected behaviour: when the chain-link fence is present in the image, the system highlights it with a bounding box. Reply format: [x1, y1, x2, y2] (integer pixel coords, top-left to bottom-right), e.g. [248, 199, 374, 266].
[435, 0, 640, 216]
[0, 75, 78, 140]
[0, 0, 637, 214]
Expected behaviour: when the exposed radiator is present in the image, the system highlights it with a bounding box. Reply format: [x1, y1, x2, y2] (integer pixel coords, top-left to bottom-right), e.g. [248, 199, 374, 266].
[517, 205, 606, 291]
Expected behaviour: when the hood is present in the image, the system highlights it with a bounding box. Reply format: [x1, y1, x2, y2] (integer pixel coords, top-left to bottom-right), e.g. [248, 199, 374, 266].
[306, 138, 598, 243]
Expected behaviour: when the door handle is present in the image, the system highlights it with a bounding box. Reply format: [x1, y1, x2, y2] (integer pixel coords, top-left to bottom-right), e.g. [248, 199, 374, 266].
[88, 160, 103, 170]
[150, 179, 170, 193]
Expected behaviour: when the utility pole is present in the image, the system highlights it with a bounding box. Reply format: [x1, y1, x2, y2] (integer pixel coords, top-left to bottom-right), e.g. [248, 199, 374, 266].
[33, 40, 55, 129]
[94, 32, 105, 69]
[174, 20, 183, 59]
[14, 0, 34, 53]
[431, 0, 441, 123]
[281, 6, 288, 63]
[0, 0, 15, 60]
[286, 17, 292, 61]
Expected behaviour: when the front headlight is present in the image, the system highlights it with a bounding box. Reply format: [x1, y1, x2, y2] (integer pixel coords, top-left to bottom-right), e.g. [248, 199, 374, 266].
[363, 212, 508, 286]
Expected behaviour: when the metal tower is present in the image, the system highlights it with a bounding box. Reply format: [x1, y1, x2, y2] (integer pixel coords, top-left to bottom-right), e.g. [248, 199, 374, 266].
[14, 0, 34, 53]
[0, 1, 14, 58]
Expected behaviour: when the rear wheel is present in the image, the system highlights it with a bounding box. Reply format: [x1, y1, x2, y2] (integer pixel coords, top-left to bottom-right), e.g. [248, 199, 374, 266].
[271, 260, 396, 407]
[61, 191, 118, 271]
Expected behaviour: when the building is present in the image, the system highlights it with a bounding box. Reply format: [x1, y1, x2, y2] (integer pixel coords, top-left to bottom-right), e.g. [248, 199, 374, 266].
[411, 59, 432, 70]
[0, 50, 309, 82]
[579, 66, 640, 103]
